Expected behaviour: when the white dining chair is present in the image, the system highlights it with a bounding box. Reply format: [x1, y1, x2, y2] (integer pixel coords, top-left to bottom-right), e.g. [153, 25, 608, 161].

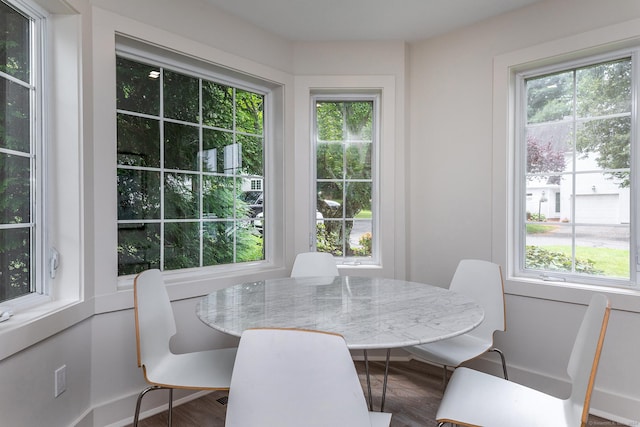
[291, 251, 339, 277]
[436, 293, 610, 427]
[133, 269, 237, 426]
[225, 328, 392, 427]
[404, 259, 508, 386]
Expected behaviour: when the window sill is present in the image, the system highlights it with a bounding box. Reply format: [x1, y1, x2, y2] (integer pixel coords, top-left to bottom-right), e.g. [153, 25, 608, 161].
[0, 299, 92, 361]
[504, 276, 640, 313]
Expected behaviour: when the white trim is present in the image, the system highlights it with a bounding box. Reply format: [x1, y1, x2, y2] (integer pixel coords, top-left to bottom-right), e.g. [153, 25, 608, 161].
[493, 17, 640, 311]
[294, 75, 398, 277]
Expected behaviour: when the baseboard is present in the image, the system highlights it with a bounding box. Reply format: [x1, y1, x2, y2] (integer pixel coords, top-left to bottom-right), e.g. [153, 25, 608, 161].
[82, 388, 212, 427]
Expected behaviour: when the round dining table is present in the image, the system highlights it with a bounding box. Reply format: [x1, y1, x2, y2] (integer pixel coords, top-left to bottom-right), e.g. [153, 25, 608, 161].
[196, 275, 484, 411]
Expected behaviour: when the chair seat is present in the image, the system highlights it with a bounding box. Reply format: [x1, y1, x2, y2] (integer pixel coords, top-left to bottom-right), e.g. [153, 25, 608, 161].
[144, 347, 237, 390]
[404, 334, 492, 367]
[436, 367, 569, 427]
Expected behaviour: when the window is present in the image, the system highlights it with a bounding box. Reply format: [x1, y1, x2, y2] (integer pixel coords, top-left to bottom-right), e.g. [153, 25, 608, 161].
[116, 55, 266, 276]
[517, 54, 634, 286]
[0, 0, 45, 304]
[313, 96, 377, 262]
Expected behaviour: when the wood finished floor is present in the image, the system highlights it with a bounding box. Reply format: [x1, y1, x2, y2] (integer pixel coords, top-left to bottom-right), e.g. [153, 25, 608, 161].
[132, 360, 624, 427]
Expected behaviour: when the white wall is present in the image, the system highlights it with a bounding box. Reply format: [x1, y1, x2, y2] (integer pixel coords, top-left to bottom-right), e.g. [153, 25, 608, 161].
[2, 0, 640, 425]
[407, 0, 640, 423]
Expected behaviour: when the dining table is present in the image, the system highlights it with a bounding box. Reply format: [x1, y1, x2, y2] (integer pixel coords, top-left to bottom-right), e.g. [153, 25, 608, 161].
[196, 275, 484, 411]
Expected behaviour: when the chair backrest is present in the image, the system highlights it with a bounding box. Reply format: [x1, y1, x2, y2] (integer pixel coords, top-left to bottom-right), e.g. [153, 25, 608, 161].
[449, 259, 506, 341]
[566, 294, 610, 427]
[290, 252, 339, 277]
[133, 269, 176, 377]
[225, 328, 372, 427]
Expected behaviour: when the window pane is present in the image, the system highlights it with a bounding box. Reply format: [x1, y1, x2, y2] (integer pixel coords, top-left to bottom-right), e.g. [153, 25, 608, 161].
[164, 172, 199, 219]
[346, 182, 372, 214]
[350, 219, 372, 258]
[317, 142, 343, 179]
[576, 116, 631, 173]
[237, 134, 263, 176]
[0, 2, 29, 83]
[526, 70, 573, 124]
[117, 114, 160, 167]
[203, 221, 234, 266]
[116, 57, 160, 115]
[203, 175, 235, 219]
[317, 219, 344, 256]
[202, 81, 233, 129]
[118, 223, 160, 276]
[117, 169, 160, 220]
[521, 56, 632, 284]
[236, 89, 263, 135]
[164, 222, 199, 269]
[236, 221, 263, 262]
[0, 77, 30, 152]
[0, 152, 30, 223]
[346, 142, 372, 179]
[164, 122, 199, 171]
[202, 128, 233, 172]
[576, 59, 632, 118]
[0, 227, 30, 301]
[164, 70, 199, 123]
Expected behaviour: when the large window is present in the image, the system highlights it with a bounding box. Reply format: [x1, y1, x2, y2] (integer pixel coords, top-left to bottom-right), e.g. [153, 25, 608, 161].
[116, 55, 266, 276]
[517, 53, 635, 286]
[313, 96, 377, 262]
[0, 0, 44, 303]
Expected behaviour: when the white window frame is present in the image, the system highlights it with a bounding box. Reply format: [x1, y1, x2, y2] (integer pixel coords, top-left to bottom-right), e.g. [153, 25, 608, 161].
[113, 36, 284, 288]
[0, 0, 48, 309]
[310, 93, 380, 265]
[0, 0, 84, 360]
[514, 50, 637, 289]
[492, 18, 640, 312]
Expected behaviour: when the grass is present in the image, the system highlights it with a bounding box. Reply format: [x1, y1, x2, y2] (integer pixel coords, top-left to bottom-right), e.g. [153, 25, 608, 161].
[526, 224, 558, 234]
[541, 245, 629, 278]
[355, 209, 372, 219]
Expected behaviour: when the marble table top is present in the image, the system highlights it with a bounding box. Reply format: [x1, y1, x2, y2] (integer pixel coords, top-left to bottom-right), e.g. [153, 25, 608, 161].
[196, 276, 484, 350]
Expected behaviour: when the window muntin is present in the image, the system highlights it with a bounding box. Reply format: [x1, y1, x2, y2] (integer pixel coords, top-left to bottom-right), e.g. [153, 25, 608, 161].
[116, 56, 266, 276]
[313, 97, 376, 262]
[0, 0, 42, 303]
[519, 56, 633, 284]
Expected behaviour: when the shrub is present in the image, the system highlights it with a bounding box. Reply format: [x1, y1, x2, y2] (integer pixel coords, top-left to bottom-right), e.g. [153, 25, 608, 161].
[525, 246, 604, 275]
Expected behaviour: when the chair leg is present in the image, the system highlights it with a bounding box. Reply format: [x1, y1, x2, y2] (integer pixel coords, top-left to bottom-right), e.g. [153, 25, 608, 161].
[167, 388, 173, 427]
[133, 385, 174, 427]
[363, 349, 373, 411]
[490, 347, 508, 380]
[441, 365, 448, 392]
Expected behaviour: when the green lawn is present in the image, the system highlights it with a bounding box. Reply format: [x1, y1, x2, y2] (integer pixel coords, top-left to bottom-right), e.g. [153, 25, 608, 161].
[542, 245, 629, 278]
[355, 209, 372, 219]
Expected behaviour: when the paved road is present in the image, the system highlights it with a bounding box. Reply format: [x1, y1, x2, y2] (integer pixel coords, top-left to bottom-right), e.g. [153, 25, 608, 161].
[527, 224, 629, 250]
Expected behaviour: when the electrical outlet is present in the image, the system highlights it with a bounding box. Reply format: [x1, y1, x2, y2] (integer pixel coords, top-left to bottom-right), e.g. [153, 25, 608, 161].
[54, 365, 66, 397]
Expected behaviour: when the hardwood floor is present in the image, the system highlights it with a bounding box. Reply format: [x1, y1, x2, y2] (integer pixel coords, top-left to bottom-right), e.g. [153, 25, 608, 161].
[132, 360, 624, 426]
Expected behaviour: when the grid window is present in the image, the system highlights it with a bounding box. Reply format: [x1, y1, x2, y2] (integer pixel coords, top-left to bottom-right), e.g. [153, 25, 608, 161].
[313, 98, 376, 262]
[116, 56, 265, 276]
[0, 0, 41, 303]
[519, 56, 633, 284]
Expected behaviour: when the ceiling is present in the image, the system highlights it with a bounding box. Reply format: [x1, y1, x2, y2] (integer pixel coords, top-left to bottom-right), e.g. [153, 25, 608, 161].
[203, 0, 544, 42]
